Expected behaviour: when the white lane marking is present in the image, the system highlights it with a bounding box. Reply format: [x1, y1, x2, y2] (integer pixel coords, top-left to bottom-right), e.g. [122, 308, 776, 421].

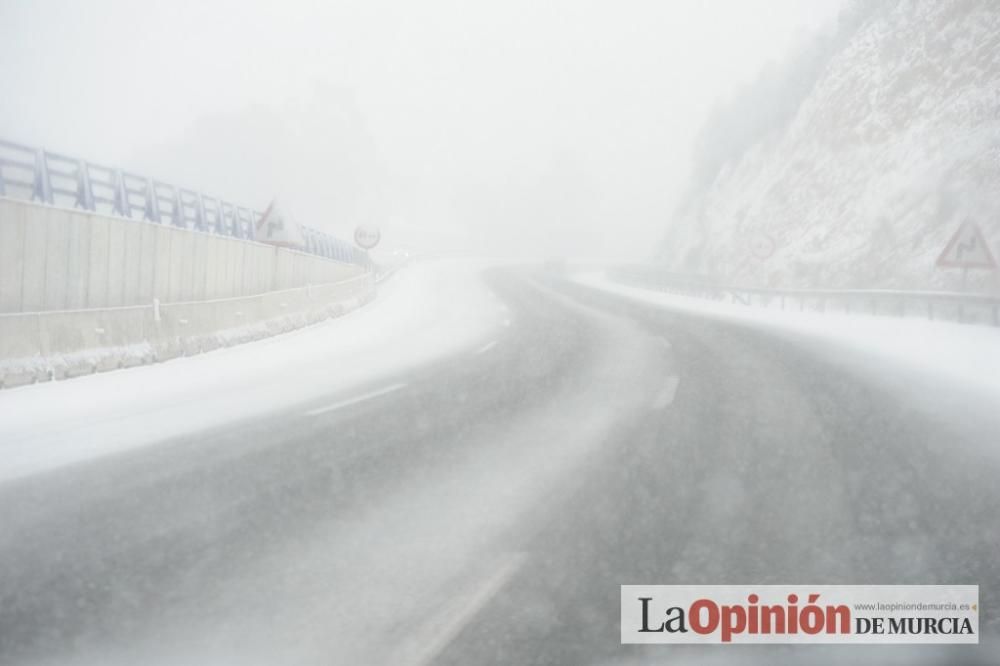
[475, 340, 498, 355]
[304, 382, 407, 416]
[651, 375, 680, 410]
[406, 553, 527, 666]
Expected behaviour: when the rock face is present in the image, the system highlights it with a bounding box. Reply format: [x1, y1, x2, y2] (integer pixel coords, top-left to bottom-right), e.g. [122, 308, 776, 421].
[661, 0, 1000, 292]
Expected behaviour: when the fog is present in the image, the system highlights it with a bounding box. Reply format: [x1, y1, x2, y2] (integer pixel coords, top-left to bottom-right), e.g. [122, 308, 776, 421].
[7, 3, 1000, 664]
[0, 0, 841, 259]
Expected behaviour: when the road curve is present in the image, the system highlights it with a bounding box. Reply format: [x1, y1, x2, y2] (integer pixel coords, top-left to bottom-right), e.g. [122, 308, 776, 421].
[0, 268, 998, 665]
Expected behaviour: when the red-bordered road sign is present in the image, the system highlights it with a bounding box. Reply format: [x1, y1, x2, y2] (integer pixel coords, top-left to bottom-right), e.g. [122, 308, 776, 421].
[354, 226, 381, 250]
[936, 222, 996, 270]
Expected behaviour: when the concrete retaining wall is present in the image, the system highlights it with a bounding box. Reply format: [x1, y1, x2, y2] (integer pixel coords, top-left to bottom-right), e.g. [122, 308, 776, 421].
[0, 274, 375, 388]
[0, 197, 363, 313]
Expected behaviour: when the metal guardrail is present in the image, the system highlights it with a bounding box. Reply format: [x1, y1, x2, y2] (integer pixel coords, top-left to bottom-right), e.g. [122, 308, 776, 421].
[610, 266, 1000, 327]
[0, 138, 260, 239]
[301, 225, 372, 268]
[0, 137, 372, 269]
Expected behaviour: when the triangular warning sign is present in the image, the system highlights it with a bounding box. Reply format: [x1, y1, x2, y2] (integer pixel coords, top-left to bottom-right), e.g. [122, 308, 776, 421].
[255, 198, 305, 248]
[936, 222, 997, 269]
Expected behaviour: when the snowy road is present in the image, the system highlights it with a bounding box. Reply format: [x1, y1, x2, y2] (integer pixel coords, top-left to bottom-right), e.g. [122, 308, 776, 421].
[1, 264, 999, 665]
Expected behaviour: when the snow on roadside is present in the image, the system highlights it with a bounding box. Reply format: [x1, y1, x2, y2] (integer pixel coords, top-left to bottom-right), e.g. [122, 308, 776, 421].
[573, 271, 1000, 435]
[0, 260, 501, 481]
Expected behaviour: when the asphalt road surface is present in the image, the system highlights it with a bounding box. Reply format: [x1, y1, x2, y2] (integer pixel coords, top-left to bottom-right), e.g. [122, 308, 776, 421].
[1, 268, 998, 665]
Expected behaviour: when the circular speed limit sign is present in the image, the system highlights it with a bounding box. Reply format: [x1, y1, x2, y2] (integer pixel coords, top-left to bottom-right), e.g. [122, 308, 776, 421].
[354, 225, 381, 250]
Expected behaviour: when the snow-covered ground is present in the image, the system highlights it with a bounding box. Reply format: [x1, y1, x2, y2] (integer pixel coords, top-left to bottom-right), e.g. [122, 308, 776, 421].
[574, 271, 1000, 444]
[661, 0, 1000, 293]
[7, 262, 997, 483]
[0, 260, 503, 482]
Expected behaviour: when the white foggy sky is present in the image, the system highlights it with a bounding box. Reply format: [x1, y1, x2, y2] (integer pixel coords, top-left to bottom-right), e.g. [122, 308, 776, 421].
[0, 0, 842, 259]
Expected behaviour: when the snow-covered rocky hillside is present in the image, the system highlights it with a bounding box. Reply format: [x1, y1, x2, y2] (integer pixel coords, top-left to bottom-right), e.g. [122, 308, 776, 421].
[661, 0, 1000, 293]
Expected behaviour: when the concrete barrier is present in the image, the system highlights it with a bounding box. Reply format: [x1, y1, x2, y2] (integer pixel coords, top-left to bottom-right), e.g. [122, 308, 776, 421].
[0, 274, 375, 388]
[0, 197, 363, 313]
[0, 197, 377, 387]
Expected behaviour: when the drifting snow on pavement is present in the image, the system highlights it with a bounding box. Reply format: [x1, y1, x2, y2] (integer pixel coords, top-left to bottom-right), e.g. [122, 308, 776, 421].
[573, 270, 1000, 423]
[0, 261, 501, 481]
